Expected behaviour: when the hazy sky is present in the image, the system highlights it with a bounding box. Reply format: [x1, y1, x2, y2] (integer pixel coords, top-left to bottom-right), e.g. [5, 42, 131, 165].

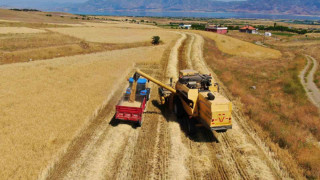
[3, 0, 245, 3]
[1, 0, 87, 3]
[0, 0, 247, 7]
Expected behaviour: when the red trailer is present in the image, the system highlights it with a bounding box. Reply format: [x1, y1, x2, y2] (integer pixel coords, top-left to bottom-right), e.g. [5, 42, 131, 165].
[115, 95, 147, 126]
[115, 76, 150, 126]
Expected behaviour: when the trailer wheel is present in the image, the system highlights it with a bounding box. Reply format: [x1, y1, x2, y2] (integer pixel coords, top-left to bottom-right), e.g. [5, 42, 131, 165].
[146, 88, 151, 101]
[138, 117, 143, 127]
[147, 92, 150, 101]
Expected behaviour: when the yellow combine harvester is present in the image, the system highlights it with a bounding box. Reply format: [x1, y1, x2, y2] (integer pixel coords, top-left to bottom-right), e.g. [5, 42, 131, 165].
[134, 69, 232, 134]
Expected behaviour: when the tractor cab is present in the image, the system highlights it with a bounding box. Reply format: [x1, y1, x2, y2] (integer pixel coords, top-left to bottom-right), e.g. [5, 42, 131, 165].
[126, 77, 150, 100]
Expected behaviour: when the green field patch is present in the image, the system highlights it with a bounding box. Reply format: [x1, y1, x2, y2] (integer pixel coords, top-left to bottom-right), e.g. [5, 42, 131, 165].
[272, 32, 296, 37]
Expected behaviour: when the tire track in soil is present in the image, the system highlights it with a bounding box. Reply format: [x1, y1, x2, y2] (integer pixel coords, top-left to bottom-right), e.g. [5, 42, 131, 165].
[43, 31, 186, 180]
[109, 65, 167, 180]
[45, 64, 161, 180]
[178, 33, 237, 180]
[164, 32, 191, 180]
[166, 33, 187, 83]
[107, 33, 184, 180]
[125, 33, 190, 180]
[167, 32, 232, 180]
[186, 34, 195, 69]
[178, 32, 291, 180]
[195, 32, 276, 179]
[188, 32, 292, 179]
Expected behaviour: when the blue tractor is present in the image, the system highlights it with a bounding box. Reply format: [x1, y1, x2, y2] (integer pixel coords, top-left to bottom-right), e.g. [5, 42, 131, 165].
[126, 77, 151, 101]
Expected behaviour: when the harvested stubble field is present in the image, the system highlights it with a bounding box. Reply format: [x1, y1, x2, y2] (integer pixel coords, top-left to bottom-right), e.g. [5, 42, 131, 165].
[0, 25, 159, 64]
[41, 30, 292, 180]
[48, 26, 175, 43]
[0, 27, 46, 34]
[306, 33, 320, 38]
[83, 21, 157, 29]
[1, 9, 319, 180]
[0, 44, 172, 179]
[0, 32, 78, 51]
[0, 9, 83, 24]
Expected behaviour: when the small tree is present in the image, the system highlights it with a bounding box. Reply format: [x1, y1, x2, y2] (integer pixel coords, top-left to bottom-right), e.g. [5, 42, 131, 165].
[152, 36, 160, 45]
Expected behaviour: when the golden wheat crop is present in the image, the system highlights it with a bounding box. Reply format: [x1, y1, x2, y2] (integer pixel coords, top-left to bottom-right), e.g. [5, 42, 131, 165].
[48, 26, 176, 43]
[275, 41, 320, 47]
[83, 21, 157, 29]
[0, 19, 21, 23]
[306, 33, 320, 38]
[0, 43, 169, 179]
[194, 30, 282, 59]
[0, 27, 45, 34]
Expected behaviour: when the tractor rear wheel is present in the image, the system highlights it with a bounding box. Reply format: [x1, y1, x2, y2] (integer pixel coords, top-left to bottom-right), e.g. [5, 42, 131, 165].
[186, 118, 196, 135]
[173, 97, 184, 118]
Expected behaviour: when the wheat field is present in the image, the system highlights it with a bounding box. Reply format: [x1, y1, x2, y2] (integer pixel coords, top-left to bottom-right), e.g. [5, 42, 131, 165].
[48, 25, 174, 43]
[0, 27, 45, 34]
[195, 30, 282, 59]
[0, 42, 174, 179]
[83, 21, 157, 29]
[306, 33, 320, 38]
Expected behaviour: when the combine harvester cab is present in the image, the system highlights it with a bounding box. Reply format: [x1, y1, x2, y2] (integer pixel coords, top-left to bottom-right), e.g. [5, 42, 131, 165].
[115, 77, 150, 126]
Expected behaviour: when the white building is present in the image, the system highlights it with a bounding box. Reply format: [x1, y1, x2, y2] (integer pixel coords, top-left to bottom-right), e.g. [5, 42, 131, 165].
[179, 24, 192, 29]
[265, 32, 272, 37]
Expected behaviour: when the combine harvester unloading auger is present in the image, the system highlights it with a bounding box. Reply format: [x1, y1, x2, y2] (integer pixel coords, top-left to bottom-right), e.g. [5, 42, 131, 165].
[116, 69, 232, 135]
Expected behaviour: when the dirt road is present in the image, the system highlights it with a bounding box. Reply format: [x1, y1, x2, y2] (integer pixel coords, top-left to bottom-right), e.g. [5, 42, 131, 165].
[40, 31, 292, 180]
[299, 55, 320, 109]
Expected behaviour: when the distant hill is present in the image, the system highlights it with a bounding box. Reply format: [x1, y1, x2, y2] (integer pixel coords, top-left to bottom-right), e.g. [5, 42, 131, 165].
[236, 0, 320, 15]
[1, 0, 319, 16]
[71, 0, 320, 15]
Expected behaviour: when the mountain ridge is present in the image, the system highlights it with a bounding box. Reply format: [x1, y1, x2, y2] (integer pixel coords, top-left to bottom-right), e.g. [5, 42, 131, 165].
[71, 0, 320, 15]
[1, 0, 319, 16]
